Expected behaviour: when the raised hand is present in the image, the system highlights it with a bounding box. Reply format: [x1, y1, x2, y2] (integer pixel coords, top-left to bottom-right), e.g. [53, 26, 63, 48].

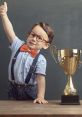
[0, 2, 8, 16]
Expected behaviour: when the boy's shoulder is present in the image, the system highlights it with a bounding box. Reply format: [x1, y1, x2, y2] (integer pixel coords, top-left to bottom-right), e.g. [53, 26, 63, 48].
[38, 53, 47, 62]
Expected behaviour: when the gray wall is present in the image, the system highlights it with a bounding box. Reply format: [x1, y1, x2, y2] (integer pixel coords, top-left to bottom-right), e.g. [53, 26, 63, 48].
[0, 0, 82, 100]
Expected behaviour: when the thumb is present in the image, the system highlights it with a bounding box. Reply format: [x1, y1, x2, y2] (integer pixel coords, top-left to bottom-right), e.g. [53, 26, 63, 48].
[4, 2, 7, 10]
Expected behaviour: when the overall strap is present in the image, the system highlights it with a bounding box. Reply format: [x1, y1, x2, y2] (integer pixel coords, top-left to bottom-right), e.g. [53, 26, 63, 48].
[11, 47, 20, 81]
[11, 44, 40, 84]
[25, 53, 40, 84]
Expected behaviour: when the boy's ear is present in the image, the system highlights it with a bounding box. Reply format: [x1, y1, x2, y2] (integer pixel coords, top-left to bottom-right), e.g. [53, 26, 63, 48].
[43, 43, 50, 49]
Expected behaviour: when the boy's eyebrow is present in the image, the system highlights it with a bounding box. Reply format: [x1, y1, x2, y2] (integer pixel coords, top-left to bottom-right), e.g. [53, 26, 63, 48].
[31, 31, 44, 38]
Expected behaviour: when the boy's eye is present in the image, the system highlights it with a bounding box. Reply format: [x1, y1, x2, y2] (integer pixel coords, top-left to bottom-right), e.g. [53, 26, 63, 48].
[38, 37, 42, 40]
[31, 34, 35, 37]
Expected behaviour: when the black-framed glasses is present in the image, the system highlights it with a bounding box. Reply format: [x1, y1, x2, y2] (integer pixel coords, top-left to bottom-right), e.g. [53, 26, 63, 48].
[29, 31, 49, 43]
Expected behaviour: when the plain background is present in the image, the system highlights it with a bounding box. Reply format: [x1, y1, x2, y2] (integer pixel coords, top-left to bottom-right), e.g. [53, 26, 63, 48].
[0, 0, 82, 100]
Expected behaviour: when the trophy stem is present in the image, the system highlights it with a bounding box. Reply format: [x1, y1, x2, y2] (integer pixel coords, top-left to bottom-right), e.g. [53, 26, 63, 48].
[64, 75, 76, 95]
[61, 75, 80, 105]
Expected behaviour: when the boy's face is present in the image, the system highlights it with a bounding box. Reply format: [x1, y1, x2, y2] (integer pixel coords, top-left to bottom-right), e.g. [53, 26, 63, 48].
[26, 25, 50, 50]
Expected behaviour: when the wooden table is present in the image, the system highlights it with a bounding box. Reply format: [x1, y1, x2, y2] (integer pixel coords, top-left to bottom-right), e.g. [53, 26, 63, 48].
[0, 100, 82, 117]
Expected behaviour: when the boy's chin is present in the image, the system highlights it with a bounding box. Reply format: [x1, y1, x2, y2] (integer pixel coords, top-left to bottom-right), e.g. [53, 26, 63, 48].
[28, 45, 37, 49]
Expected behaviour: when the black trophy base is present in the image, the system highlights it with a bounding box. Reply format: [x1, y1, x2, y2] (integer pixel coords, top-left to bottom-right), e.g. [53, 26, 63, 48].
[61, 95, 80, 105]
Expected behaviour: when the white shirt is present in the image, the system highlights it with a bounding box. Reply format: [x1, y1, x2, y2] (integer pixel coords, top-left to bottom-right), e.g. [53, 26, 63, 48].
[8, 37, 47, 85]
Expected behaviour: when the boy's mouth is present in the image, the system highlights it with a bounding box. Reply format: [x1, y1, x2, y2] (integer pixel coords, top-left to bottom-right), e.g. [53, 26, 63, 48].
[29, 41, 36, 46]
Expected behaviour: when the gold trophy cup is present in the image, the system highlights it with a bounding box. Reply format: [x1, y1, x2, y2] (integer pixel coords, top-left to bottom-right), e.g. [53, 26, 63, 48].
[50, 46, 82, 105]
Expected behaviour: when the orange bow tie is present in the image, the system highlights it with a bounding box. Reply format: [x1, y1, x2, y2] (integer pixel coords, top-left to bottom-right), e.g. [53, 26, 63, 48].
[20, 44, 38, 57]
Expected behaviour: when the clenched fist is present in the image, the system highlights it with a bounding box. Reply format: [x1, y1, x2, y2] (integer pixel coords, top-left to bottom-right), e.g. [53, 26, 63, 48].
[0, 2, 8, 16]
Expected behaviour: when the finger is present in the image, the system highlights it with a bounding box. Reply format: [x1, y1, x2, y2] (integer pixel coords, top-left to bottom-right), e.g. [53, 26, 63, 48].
[33, 99, 41, 104]
[33, 99, 37, 103]
[38, 100, 41, 104]
[44, 99, 48, 103]
[41, 100, 48, 104]
[36, 100, 41, 104]
[45, 100, 48, 103]
[0, 5, 4, 9]
[0, 9, 5, 14]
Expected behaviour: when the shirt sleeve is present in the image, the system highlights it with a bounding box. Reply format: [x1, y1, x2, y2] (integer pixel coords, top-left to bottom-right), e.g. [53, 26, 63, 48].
[9, 36, 25, 53]
[35, 54, 47, 76]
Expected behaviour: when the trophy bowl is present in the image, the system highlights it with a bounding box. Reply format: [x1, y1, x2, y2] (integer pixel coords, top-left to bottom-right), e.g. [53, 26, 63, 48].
[50, 46, 82, 105]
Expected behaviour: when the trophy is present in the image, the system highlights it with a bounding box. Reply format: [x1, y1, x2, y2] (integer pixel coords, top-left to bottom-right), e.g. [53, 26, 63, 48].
[50, 45, 82, 105]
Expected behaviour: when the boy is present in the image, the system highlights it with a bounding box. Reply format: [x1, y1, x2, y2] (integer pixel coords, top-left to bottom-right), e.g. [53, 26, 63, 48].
[0, 2, 54, 104]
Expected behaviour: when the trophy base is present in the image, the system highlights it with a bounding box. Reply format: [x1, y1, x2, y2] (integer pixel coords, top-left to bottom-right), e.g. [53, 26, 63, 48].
[61, 95, 80, 105]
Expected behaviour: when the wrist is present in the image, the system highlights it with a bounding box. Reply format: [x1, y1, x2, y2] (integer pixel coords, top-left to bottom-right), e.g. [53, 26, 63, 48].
[1, 13, 7, 18]
[37, 95, 44, 99]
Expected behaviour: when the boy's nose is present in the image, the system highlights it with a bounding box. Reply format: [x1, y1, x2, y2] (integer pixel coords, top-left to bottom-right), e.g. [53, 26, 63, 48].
[33, 36, 37, 41]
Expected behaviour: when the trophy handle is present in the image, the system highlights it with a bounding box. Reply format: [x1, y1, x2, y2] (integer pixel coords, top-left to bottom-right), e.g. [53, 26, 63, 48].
[49, 44, 58, 63]
[79, 50, 82, 63]
[80, 50, 82, 63]
[78, 50, 82, 68]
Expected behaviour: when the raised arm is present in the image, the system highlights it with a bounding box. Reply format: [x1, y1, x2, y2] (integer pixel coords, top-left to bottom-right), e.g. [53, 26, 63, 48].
[0, 2, 16, 44]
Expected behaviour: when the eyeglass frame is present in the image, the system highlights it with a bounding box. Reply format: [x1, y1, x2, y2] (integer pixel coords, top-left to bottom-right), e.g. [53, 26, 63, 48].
[28, 31, 49, 43]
